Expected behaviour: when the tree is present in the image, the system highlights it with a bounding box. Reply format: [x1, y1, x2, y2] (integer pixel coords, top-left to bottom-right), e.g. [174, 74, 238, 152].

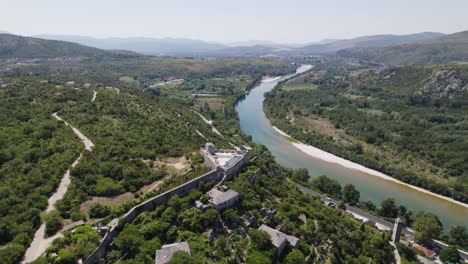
[343, 184, 360, 205]
[88, 203, 110, 218]
[312, 175, 342, 198]
[412, 212, 442, 245]
[449, 225, 468, 248]
[439, 246, 460, 263]
[285, 249, 305, 264]
[167, 251, 192, 264]
[114, 224, 143, 257]
[249, 229, 272, 250]
[379, 198, 398, 218]
[291, 169, 309, 183]
[44, 210, 62, 237]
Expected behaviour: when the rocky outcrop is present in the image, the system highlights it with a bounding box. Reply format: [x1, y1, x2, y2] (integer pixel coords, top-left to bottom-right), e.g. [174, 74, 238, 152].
[420, 69, 468, 98]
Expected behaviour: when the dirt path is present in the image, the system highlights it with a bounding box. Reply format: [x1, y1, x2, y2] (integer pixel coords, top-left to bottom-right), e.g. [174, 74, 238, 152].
[22, 113, 95, 263]
[91, 90, 97, 102]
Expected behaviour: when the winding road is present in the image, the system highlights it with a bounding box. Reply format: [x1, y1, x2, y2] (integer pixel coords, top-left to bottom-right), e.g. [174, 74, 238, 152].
[22, 112, 94, 263]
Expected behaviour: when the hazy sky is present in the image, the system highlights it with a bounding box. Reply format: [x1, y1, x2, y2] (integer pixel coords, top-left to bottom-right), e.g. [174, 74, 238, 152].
[1, 0, 467, 43]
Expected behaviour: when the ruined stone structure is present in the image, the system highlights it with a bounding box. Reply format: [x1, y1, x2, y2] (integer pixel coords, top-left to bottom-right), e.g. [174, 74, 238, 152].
[155, 242, 191, 264]
[392, 217, 404, 243]
[201, 142, 249, 180]
[258, 224, 300, 256]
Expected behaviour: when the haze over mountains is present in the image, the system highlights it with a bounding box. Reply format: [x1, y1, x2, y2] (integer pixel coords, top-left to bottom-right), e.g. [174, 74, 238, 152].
[32, 31, 446, 57]
[2, 30, 468, 65]
[338, 30, 468, 64]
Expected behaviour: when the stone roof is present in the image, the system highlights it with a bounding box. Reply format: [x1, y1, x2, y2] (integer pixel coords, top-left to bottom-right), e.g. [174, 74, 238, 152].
[208, 188, 239, 206]
[258, 224, 299, 249]
[155, 241, 190, 264]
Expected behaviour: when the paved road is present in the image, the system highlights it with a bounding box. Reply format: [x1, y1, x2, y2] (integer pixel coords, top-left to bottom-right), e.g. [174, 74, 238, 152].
[22, 113, 95, 263]
[295, 183, 468, 261]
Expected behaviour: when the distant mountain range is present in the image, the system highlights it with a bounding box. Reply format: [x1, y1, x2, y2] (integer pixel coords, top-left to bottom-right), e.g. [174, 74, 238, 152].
[338, 30, 468, 64]
[33, 35, 229, 56]
[32, 32, 447, 58]
[297, 32, 445, 54]
[2, 30, 468, 65]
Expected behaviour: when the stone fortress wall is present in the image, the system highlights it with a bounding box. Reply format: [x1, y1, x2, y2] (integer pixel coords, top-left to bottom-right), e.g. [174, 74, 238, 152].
[84, 143, 249, 263]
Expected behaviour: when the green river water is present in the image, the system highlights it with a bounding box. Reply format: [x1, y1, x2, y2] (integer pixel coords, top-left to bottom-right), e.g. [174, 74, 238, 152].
[235, 65, 468, 229]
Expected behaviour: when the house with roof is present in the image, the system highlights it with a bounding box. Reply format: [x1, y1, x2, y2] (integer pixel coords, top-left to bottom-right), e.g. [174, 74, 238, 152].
[207, 186, 240, 211]
[258, 224, 299, 256]
[155, 241, 191, 264]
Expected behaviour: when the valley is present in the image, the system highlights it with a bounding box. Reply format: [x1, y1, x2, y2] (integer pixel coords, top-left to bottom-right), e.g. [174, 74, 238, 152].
[0, 23, 467, 264]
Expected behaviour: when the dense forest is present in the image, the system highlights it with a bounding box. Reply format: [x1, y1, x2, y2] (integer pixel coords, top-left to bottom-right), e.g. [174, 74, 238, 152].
[265, 63, 468, 203]
[0, 84, 83, 261]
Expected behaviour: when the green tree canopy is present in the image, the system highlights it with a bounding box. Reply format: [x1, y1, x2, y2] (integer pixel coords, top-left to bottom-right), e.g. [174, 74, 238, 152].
[412, 212, 442, 245]
[449, 225, 468, 248]
[379, 198, 398, 218]
[343, 184, 360, 205]
[439, 246, 460, 263]
[285, 249, 305, 264]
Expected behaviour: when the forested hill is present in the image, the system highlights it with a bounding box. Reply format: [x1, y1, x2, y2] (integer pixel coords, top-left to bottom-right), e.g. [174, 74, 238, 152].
[0, 34, 134, 59]
[297, 32, 444, 55]
[338, 30, 468, 65]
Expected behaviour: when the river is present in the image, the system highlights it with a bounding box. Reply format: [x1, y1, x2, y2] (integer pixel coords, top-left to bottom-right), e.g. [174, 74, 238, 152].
[235, 65, 468, 229]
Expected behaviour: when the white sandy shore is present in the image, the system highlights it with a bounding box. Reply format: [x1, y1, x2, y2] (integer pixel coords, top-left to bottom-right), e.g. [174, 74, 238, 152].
[261, 76, 281, 83]
[272, 126, 468, 209]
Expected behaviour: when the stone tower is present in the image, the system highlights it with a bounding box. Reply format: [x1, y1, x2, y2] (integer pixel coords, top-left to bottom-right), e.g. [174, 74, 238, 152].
[205, 142, 216, 155]
[392, 217, 404, 243]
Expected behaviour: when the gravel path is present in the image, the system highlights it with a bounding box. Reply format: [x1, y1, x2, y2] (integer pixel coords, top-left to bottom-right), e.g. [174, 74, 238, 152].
[91, 90, 97, 102]
[22, 113, 94, 263]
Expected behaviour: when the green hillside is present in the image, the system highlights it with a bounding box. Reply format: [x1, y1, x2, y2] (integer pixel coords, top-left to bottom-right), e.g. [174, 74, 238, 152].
[338, 30, 468, 65]
[0, 34, 111, 59]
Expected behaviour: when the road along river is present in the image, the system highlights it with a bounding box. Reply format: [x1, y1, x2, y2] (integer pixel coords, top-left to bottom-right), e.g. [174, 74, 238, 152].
[235, 65, 468, 229]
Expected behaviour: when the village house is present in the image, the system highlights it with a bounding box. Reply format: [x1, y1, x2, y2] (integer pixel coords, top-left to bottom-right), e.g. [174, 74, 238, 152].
[258, 224, 299, 256]
[207, 185, 239, 211]
[65, 81, 76, 86]
[155, 242, 191, 264]
[39, 80, 49, 84]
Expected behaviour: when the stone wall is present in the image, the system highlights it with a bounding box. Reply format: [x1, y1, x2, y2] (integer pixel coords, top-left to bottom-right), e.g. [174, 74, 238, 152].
[224, 152, 250, 180]
[83, 168, 223, 264]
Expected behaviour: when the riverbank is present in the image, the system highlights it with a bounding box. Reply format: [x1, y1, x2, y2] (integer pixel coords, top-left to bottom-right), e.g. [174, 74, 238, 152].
[272, 126, 468, 210]
[261, 76, 281, 83]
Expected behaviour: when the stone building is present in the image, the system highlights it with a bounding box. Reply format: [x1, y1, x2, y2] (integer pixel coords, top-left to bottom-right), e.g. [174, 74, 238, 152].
[258, 224, 299, 256]
[201, 142, 249, 178]
[207, 186, 240, 211]
[155, 242, 191, 264]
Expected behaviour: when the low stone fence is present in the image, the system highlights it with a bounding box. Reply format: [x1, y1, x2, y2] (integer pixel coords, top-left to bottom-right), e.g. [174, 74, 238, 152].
[83, 168, 223, 264]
